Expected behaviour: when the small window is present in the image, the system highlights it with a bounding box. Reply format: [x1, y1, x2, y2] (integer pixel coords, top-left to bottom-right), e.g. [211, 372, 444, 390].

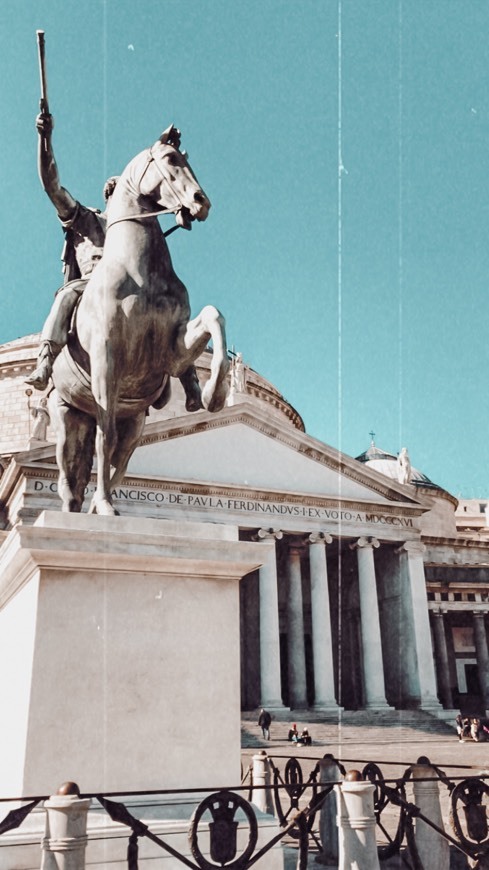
[454, 593, 462, 601]
[441, 592, 449, 601]
[468, 593, 476, 602]
[480, 504, 487, 514]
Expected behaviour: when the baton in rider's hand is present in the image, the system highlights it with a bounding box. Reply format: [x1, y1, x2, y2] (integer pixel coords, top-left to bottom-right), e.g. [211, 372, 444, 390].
[36, 30, 52, 152]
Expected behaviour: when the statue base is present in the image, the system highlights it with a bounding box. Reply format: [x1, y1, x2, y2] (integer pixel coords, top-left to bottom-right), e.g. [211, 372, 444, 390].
[0, 511, 284, 866]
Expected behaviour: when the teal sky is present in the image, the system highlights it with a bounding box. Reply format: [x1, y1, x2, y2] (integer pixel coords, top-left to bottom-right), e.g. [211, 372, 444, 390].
[1, 1, 488, 498]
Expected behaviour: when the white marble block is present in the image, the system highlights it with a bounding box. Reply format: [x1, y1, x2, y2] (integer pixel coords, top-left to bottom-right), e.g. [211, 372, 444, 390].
[0, 511, 265, 798]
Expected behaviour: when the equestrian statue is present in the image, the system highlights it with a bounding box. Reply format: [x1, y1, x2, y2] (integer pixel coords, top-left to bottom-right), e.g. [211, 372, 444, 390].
[28, 32, 229, 515]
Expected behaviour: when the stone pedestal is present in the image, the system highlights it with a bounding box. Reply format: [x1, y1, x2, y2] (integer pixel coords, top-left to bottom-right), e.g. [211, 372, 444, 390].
[0, 511, 264, 796]
[0, 511, 285, 868]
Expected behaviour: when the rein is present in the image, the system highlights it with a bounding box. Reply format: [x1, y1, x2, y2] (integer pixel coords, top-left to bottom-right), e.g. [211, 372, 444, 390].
[107, 144, 198, 236]
[107, 206, 183, 237]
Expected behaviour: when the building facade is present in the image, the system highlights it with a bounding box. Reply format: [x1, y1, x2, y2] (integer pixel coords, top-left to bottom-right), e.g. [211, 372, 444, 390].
[1, 335, 489, 718]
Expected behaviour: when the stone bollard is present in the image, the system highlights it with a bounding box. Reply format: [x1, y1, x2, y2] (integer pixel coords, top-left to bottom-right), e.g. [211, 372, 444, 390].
[335, 770, 380, 870]
[315, 754, 343, 866]
[40, 782, 91, 870]
[251, 750, 275, 816]
[412, 757, 449, 870]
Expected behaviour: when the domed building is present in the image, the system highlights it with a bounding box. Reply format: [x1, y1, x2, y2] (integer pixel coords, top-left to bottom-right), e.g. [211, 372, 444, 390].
[356, 439, 489, 716]
[356, 440, 459, 538]
[1, 334, 489, 721]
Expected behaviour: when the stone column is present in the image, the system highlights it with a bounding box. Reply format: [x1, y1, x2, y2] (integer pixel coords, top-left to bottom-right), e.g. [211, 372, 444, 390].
[473, 612, 489, 712]
[431, 610, 453, 709]
[350, 537, 391, 710]
[308, 533, 341, 712]
[286, 539, 307, 709]
[397, 542, 441, 711]
[255, 530, 285, 710]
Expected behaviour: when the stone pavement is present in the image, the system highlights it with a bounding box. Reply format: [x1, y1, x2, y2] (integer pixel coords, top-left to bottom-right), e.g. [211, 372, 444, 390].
[241, 711, 487, 868]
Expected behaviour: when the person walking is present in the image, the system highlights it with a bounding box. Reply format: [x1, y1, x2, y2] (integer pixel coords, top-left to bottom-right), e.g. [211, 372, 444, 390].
[258, 708, 272, 740]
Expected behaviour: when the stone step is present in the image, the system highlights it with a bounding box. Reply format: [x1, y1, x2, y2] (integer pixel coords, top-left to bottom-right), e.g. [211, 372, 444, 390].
[243, 707, 456, 734]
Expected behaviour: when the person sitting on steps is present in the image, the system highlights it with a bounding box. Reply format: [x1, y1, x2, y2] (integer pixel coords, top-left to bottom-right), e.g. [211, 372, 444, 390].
[288, 723, 299, 742]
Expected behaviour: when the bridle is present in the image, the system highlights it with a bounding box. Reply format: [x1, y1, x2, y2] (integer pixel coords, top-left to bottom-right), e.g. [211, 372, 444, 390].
[106, 145, 193, 235]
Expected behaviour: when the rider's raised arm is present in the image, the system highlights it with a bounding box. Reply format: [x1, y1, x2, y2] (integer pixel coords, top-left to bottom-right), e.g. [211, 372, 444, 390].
[37, 113, 77, 222]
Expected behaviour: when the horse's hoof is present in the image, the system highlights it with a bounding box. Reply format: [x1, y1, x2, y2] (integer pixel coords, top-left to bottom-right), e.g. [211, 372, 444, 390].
[185, 393, 203, 412]
[92, 499, 118, 517]
[202, 379, 229, 413]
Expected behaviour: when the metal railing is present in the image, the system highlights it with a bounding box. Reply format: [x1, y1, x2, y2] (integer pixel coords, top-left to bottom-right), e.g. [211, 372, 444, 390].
[248, 752, 489, 867]
[2, 753, 489, 868]
[0, 781, 314, 869]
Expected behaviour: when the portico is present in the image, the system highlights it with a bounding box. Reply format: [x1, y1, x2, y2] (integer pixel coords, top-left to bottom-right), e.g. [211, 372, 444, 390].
[0, 343, 464, 719]
[239, 524, 440, 713]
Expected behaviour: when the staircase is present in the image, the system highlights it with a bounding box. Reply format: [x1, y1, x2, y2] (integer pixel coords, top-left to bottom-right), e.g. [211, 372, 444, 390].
[241, 707, 456, 751]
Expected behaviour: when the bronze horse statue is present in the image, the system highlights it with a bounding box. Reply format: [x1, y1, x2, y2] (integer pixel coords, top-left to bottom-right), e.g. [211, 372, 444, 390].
[50, 125, 228, 515]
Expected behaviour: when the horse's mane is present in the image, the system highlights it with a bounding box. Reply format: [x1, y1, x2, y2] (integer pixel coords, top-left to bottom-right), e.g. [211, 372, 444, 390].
[112, 148, 151, 202]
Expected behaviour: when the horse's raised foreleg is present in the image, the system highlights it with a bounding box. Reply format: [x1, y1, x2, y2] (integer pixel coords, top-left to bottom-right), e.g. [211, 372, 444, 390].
[49, 392, 95, 512]
[172, 305, 229, 412]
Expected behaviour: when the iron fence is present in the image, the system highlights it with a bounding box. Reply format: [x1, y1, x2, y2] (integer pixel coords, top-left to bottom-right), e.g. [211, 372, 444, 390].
[2, 753, 489, 868]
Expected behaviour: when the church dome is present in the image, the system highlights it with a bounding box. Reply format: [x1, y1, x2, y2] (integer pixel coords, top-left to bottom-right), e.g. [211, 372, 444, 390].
[0, 334, 304, 456]
[355, 442, 438, 488]
[356, 440, 458, 537]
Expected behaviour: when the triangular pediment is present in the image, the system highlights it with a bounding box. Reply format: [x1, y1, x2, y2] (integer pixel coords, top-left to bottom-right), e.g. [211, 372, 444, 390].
[127, 403, 425, 508]
[3, 404, 428, 517]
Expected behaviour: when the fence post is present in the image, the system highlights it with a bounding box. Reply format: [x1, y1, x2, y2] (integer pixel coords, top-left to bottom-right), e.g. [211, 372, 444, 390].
[316, 754, 342, 866]
[40, 782, 91, 870]
[251, 750, 275, 816]
[412, 757, 449, 870]
[335, 771, 380, 870]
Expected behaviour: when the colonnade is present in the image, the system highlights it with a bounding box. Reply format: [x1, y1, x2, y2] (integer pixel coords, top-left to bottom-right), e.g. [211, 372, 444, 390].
[252, 529, 441, 713]
[431, 608, 489, 710]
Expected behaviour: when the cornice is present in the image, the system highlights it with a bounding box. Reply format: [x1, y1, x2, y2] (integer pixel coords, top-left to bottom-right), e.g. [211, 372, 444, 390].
[413, 482, 458, 509]
[10, 461, 427, 517]
[422, 538, 489, 569]
[423, 534, 489, 551]
[245, 384, 304, 430]
[0, 359, 37, 379]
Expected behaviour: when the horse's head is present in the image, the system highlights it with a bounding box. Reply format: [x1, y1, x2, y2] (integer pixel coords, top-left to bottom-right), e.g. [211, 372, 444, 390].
[139, 125, 211, 229]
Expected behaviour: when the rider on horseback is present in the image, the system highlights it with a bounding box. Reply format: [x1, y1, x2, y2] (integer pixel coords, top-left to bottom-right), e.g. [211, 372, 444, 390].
[26, 112, 202, 412]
